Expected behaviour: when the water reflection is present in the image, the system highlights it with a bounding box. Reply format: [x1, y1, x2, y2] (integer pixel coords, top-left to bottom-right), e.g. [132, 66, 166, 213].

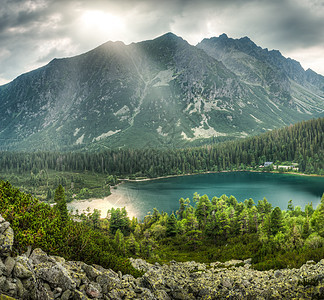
[69, 172, 324, 220]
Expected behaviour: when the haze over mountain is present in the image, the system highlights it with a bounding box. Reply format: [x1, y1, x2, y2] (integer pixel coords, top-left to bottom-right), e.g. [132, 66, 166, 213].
[0, 33, 323, 151]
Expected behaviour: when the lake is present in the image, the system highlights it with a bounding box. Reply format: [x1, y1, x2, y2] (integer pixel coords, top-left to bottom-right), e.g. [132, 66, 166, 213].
[69, 172, 324, 220]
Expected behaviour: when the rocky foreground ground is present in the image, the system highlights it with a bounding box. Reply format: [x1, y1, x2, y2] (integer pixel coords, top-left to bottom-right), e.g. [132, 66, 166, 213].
[0, 215, 323, 299]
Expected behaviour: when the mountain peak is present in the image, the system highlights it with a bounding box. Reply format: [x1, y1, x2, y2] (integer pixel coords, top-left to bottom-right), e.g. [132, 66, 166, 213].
[136, 32, 189, 52]
[99, 40, 126, 50]
[218, 33, 228, 39]
[153, 32, 186, 43]
[239, 36, 253, 43]
[161, 32, 179, 38]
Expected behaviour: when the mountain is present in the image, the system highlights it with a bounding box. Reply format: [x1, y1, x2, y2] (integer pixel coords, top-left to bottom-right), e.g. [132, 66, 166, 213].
[197, 34, 324, 111]
[0, 33, 323, 151]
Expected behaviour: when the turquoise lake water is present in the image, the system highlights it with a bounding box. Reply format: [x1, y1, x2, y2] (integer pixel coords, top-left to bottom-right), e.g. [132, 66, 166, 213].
[116, 172, 324, 220]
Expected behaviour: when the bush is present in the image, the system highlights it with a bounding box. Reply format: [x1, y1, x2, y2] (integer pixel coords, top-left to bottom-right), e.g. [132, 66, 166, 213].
[0, 180, 142, 277]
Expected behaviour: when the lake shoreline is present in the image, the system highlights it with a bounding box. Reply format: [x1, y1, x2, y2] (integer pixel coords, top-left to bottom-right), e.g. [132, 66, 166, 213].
[69, 170, 322, 207]
[69, 170, 323, 220]
[119, 169, 323, 183]
[67, 181, 138, 218]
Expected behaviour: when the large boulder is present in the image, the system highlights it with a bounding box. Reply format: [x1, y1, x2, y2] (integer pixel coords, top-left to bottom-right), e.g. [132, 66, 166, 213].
[30, 248, 77, 291]
[13, 256, 33, 279]
[0, 217, 14, 257]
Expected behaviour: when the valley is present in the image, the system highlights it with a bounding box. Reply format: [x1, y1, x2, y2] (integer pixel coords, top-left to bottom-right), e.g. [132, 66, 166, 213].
[1, 117, 322, 206]
[0, 118, 321, 275]
[0, 30, 323, 300]
[1, 0, 324, 297]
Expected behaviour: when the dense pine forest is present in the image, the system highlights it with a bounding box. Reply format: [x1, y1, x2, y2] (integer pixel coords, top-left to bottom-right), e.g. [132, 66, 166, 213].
[0, 117, 323, 176]
[0, 117, 322, 202]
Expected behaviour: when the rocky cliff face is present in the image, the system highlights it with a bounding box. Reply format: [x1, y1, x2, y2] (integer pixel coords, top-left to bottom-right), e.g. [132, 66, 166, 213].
[0, 214, 324, 299]
[1, 33, 323, 151]
[197, 34, 324, 111]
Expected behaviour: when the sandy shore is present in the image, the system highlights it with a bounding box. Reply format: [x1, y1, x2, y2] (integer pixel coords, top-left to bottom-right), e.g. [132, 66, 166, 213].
[67, 185, 138, 218]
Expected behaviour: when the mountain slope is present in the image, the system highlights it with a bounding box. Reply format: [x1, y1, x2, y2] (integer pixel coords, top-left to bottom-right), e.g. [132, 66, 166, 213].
[0, 33, 323, 151]
[197, 34, 324, 115]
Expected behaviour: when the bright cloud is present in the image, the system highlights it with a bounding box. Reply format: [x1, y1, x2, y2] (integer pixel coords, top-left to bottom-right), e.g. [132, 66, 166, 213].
[0, 0, 324, 85]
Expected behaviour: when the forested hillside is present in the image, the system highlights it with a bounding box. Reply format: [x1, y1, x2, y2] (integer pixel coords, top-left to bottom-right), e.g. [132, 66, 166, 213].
[1, 117, 323, 176]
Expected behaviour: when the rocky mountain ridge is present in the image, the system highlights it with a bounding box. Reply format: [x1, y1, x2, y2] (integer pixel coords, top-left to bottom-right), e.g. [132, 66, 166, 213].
[197, 33, 324, 91]
[0, 33, 323, 151]
[0, 214, 324, 299]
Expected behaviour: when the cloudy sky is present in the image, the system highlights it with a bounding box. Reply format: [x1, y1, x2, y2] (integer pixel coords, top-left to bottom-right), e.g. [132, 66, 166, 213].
[1, 0, 324, 85]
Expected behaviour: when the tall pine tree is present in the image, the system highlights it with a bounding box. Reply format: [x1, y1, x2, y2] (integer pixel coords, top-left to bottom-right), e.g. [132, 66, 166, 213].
[54, 184, 69, 223]
[166, 213, 177, 237]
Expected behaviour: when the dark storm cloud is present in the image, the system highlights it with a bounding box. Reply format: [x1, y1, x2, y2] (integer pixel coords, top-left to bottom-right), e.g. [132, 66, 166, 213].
[247, 0, 324, 49]
[0, 0, 323, 84]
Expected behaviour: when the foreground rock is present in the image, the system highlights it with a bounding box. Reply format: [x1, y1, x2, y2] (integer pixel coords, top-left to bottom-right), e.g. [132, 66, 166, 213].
[0, 216, 323, 299]
[130, 258, 324, 299]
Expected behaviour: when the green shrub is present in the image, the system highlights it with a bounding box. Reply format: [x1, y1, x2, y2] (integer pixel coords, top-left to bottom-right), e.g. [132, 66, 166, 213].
[0, 180, 142, 277]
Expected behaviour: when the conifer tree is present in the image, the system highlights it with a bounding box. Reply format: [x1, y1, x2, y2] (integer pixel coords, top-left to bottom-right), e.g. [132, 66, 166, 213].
[195, 195, 212, 230]
[114, 229, 126, 254]
[270, 207, 283, 235]
[127, 233, 140, 255]
[54, 184, 69, 223]
[166, 213, 177, 237]
[108, 207, 130, 235]
[287, 199, 294, 213]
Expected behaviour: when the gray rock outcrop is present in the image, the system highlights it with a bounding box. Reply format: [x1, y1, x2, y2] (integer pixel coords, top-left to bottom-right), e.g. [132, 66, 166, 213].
[0, 216, 14, 257]
[0, 215, 323, 299]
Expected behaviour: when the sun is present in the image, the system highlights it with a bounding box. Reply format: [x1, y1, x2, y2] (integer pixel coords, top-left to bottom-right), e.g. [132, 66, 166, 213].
[81, 10, 124, 29]
[80, 10, 125, 41]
